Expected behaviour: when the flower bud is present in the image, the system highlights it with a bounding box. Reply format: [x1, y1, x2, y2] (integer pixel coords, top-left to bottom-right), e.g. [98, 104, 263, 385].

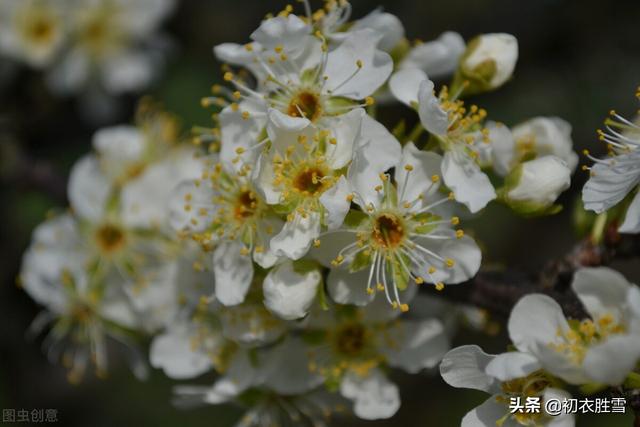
[512, 117, 578, 172]
[455, 33, 518, 95]
[499, 156, 571, 216]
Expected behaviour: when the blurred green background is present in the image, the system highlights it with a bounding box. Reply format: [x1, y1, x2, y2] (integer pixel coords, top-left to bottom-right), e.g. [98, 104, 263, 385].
[1, 0, 639, 425]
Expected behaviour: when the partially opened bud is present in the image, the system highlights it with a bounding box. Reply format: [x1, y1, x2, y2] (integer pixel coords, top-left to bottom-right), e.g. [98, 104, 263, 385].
[455, 33, 518, 95]
[499, 156, 571, 216]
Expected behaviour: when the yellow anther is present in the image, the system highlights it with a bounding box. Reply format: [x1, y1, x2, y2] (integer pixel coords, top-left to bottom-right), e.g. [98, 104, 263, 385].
[415, 276, 424, 284]
[230, 103, 239, 112]
[391, 302, 398, 309]
[455, 229, 465, 239]
[451, 216, 460, 225]
[241, 111, 250, 120]
[428, 266, 436, 274]
[431, 175, 440, 183]
[366, 288, 375, 295]
[356, 59, 363, 68]
[239, 247, 250, 256]
[379, 173, 388, 182]
[583, 149, 590, 155]
[445, 258, 455, 268]
[313, 239, 321, 248]
[235, 147, 245, 154]
[345, 193, 354, 202]
[448, 192, 455, 200]
[374, 185, 383, 192]
[329, 138, 337, 145]
[400, 304, 409, 313]
[233, 91, 241, 99]
[223, 72, 233, 82]
[377, 283, 385, 291]
[404, 164, 414, 172]
[274, 44, 283, 53]
[365, 97, 375, 106]
[435, 282, 445, 291]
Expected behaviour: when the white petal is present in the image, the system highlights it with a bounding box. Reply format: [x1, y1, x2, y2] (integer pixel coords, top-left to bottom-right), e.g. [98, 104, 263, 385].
[263, 337, 323, 394]
[252, 153, 282, 205]
[484, 351, 541, 382]
[508, 294, 569, 353]
[351, 10, 404, 52]
[349, 115, 402, 208]
[266, 108, 312, 150]
[413, 234, 482, 284]
[149, 324, 214, 379]
[619, 190, 640, 233]
[270, 212, 321, 260]
[220, 304, 286, 346]
[400, 32, 465, 78]
[319, 176, 352, 230]
[582, 151, 640, 213]
[121, 148, 203, 228]
[205, 350, 261, 404]
[250, 14, 310, 56]
[213, 241, 253, 306]
[439, 345, 497, 393]
[219, 99, 267, 173]
[92, 125, 145, 165]
[340, 369, 400, 420]
[463, 33, 518, 88]
[389, 68, 427, 107]
[461, 396, 509, 427]
[167, 180, 212, 233]
[68, 155, 110, 222]
[324, 108, 363, 170]
[396, 142, 443, 204]
[442, 151, 496, 213]
[327, 268, 375, 306]
[544, 388, 576, 427]
[571, 267, 631, 321]
[262, 261, 321, 320]
[385, 319, 449, 373]
[101, 51, 155, 94]
[487, 121, 516, 176]
[583, 335, 640, 385]
[418, 79, 449, 136]
[324, 29, 393, 99]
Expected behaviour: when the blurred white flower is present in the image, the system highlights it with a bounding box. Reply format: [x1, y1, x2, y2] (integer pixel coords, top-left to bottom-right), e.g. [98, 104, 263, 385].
[0, 0, 67, 68]
[399, 31, 465, 79]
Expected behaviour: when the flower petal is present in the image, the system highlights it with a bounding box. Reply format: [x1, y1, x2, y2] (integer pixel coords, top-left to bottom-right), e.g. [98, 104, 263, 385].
[583, 335, 640, 385]
[324, 29, 393, 99]
[508, 294, 569, 353]
[484, 351, 541, 382]
[270, 212, 321, 260]
[400, 31, 465, 78]
[571, 267, 632, 321]
[68, 155, 110, 222]
[389, 68, 427, 107]
[340, 368, 400, 420]
[440, 345, 497, 393]
[213, 241, 253, 306]
[442, 150, 496, 213]
[461, 396, 510, 427]
[385, 319, 449, 373]
[396, 141, 443, 204]
[418, 79, 448, 136]
[150, 323, 214, 379]
[619, 190, 640, 233]
[263, 261, 321, 320]
[319, 176, 352, 230]
[327, 268, 375, 306]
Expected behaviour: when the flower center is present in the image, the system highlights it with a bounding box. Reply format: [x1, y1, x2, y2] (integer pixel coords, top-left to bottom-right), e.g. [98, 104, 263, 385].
[293, 166, 326, 195]
[95, 224, 127, 254]
[371, 213, 406, 249]
[234, 190, 258, 221]
[334, 323, 368, 357]
[550, 314, 625, 364]
[26, 17, 56, 44]
[287, 90, 322, 122]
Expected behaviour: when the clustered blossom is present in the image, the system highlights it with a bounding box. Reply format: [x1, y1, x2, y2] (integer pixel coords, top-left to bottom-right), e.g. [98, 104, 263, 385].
[25, 1, 640, 426]
[0, 0, 175, 109]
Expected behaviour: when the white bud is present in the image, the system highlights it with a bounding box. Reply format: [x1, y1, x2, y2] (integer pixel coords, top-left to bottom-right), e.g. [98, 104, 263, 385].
[512, 117, 578, 172]
[459, 33, 518, 92]
[502, 156, 571, 215]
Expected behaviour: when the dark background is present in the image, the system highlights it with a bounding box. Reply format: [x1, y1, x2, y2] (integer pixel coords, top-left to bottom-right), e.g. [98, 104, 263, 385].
[1, 0, 639, 425]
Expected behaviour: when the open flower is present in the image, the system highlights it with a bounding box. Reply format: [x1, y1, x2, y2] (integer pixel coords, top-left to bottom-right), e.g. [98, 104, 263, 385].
[508, 267, 640, 385]
[582, 99, 640, 232]
[46, 0, 174, 97]
[212, 14, 392, 170]
[389, 69, 496, 212]
[316, 142, 481, 309]
[440, 345, 574, 427]
[303, 295, 448, 420]
[0, 0, 66, 68]
[20, 214, 148, 382]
